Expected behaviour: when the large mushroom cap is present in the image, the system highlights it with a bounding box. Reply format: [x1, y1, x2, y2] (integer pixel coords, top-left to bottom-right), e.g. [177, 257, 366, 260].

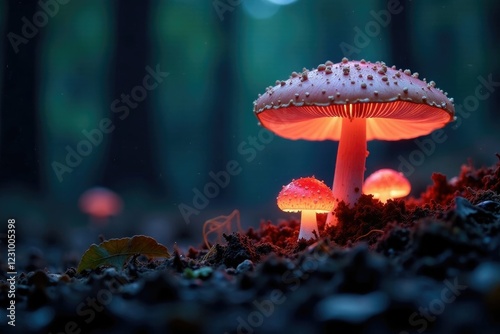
[277, 176, 335, 213]
[254, 58, 455, 141]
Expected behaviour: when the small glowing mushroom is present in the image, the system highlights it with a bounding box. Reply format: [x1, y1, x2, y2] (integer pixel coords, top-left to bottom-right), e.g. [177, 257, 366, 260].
[78, 187, 123, 225]
[254, 58, 455, 225]
[277, 177, 335, 240]
[362, 169, 411, 203]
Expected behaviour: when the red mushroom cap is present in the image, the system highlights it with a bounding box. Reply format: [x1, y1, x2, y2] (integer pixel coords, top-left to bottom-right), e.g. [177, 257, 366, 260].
[277, 177, 335, 213]
[78, 187, 123, 219]
[254, 58, 455, 141]
[362, 169, 411, 202]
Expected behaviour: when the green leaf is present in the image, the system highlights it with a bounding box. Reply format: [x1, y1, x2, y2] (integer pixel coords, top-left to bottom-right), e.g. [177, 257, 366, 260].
[77, 235, 170, 273]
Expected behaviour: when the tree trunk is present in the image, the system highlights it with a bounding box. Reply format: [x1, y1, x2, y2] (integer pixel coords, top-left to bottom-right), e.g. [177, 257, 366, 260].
[208, 13, 234, 201]
[0, 1, 42, 192]
[100, 0, 165, 196]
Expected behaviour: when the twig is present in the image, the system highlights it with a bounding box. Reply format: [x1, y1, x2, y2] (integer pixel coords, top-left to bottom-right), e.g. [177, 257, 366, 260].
[202, 209, 241, 248]
[355, 229, 384, 242]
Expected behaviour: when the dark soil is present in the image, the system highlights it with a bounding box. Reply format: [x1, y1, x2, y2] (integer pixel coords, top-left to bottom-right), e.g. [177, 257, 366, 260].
[2, 156, 500, 334]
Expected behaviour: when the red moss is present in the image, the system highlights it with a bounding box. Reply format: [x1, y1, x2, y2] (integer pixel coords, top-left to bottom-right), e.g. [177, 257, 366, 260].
[196, 156, 500, 264]
[419, 156, 500, 209]
[187, 247, 199, 259]
[281, 157, 498, 247]
[321, 195, 412, 246]
[246, 219, 300, 249]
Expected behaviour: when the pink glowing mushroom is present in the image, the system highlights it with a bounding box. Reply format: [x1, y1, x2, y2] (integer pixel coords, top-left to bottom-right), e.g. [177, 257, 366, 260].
[277, 177, 335, 240]
[254, 58, 455, 225]
[78, 187, 123, 225]
[363, 169, 411, 203]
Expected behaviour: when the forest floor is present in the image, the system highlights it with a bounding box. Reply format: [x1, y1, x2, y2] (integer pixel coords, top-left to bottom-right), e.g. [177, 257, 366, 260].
[1, 156, 500, 333]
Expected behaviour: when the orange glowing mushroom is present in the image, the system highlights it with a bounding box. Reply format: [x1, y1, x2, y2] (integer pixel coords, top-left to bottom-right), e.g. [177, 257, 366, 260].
[254, 58, 455, 225]
[363, 169, 411, 203]
[78, 187, 123, 225]
[277, 177, 335, 240]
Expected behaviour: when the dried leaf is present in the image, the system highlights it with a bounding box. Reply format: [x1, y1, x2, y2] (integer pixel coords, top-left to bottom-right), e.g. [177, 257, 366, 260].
[77, 235, 170, 273]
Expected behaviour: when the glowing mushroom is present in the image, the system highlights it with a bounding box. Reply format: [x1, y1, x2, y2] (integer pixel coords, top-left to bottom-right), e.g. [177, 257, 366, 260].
[254, 58, 455, 225]
[362, 169, 411, 203]
[277, 177, 335, 240]
[78, 187, 123, 225]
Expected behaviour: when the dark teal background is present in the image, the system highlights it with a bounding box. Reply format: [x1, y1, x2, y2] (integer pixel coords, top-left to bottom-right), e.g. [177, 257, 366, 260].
[0, 0, 499, 248]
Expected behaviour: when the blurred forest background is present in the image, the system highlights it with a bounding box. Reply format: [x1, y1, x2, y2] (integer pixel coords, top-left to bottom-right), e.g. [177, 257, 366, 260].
[0, 0, 499, 251]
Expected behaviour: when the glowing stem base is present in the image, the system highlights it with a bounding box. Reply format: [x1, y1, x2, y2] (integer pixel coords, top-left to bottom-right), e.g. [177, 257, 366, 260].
[327, 117, 367, 226]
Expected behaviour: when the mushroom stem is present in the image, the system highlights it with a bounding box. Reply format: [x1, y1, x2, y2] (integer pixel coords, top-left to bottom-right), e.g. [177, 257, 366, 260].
[378, 194, 390, 203]
[299, 209, 318, 240]
[327, 117, 367, 226]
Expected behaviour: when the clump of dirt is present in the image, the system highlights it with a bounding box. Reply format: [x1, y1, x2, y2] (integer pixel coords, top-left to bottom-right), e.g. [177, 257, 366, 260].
[323, 195, 410, 246]
[194, 156, 500, 267]
[419, 154, 500, 207]
[245, 219, 302, 250]
[2, 156, 500, 334]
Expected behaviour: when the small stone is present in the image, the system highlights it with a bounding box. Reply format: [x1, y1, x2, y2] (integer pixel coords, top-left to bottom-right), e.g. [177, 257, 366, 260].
[236, 260, 254, 273]
[315, 292, 389, 323]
